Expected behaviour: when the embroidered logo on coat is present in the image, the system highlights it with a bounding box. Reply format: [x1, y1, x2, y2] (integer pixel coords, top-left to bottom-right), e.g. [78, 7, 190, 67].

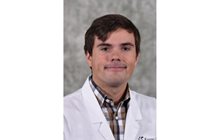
[138, 136, 156, 140]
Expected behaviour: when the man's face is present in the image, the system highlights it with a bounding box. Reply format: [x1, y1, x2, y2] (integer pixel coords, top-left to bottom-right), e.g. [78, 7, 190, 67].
[86, 28, 140, 88]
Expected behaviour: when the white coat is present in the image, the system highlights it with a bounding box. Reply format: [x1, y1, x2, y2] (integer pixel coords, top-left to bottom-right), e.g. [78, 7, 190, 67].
[64, 76, 156, 140]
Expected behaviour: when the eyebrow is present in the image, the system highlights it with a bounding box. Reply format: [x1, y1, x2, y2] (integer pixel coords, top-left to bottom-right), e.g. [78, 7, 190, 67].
[96, 42, 134, 47]
[121, 42, 134, 47]
[97, 43, 112, 47]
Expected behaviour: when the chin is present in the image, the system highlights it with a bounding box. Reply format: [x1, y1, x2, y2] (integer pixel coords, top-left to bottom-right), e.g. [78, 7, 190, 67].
[105, 78, 127, 87]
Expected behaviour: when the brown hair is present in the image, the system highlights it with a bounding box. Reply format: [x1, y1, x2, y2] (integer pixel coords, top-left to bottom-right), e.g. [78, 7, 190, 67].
[84, 14, 141, 57]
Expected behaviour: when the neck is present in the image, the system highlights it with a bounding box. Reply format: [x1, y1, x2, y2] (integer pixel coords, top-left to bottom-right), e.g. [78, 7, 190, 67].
[92, 78, 128, 106]
[100, 83, 127, 106]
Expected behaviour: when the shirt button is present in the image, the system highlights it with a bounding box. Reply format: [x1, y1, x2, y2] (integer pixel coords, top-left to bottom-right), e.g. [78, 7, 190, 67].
[115, 116, 118, 120]
[106, 99, 110, 103]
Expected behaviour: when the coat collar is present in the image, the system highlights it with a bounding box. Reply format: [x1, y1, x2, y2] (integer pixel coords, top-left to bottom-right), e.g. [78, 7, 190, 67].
[129, 88, 143, 120]
[82, 76, 114, 139]
[82, 76, 106, 123]
[124, 88, 143, 140]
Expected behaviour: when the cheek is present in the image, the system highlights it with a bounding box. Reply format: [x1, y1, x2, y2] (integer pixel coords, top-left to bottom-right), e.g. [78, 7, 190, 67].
[127, 59, 138, 70]
[92, 55, 106, 70]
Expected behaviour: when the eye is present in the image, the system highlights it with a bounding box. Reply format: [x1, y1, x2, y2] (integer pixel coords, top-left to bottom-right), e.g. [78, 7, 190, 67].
[101, 47, 109, 51]
[123, 47, 130, 51]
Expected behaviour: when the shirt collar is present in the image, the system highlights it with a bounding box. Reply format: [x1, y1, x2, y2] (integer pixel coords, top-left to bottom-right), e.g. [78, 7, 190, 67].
[89, 75, 130, 107]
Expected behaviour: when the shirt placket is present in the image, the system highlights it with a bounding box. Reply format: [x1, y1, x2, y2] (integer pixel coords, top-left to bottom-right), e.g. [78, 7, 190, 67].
[107, 97, 127, 140]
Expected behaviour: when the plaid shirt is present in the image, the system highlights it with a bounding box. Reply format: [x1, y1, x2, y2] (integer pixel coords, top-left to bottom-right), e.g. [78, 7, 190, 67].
[89, 76, 130, 140]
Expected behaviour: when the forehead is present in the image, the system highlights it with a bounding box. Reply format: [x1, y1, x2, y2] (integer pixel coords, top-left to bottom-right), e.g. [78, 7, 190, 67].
[94, 28, 135, 45]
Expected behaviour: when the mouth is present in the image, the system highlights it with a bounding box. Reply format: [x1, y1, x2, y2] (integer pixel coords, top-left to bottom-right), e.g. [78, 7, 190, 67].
[105, 66, 125, 71]
[104, 63, 127, 71]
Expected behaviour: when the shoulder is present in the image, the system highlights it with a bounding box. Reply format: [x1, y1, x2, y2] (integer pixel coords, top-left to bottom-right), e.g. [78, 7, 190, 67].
[64, 88, 82, 99]
[64, 88, 83, 107]
[130, 90, 156, 109]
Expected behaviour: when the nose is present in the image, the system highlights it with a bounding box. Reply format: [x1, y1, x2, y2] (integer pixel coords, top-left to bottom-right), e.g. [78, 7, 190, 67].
[111, 49, 120, 62]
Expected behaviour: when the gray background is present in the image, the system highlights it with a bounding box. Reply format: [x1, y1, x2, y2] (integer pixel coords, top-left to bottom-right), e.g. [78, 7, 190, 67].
[64, 0, 156, 98]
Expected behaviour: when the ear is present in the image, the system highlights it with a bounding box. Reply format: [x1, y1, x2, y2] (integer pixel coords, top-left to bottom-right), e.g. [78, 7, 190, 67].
[85, 51, 92, 67]
[134, 52, 140, 67]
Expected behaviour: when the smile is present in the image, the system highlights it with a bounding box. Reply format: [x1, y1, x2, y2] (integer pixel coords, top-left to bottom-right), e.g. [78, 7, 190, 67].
[105, 66, 126, 71]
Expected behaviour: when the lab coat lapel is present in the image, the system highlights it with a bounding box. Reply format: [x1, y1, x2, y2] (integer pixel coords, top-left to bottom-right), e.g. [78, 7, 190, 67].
[124, 90, 142, 140]
[82, 77, 114, 140]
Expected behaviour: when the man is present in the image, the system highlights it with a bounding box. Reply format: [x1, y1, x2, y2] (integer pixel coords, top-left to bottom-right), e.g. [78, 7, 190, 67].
[64, 14, 156, 140]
